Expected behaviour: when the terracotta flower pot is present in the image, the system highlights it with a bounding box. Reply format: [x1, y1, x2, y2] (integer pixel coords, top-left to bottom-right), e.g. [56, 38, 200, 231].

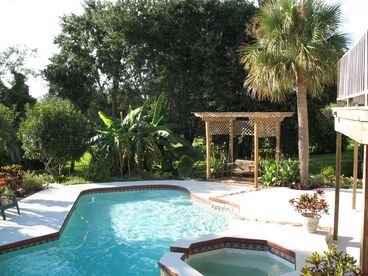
[302, 214, 319, 233]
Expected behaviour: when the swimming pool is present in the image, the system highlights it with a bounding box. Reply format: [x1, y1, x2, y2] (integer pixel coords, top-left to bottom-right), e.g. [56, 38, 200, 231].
[0, 190, 229, 275]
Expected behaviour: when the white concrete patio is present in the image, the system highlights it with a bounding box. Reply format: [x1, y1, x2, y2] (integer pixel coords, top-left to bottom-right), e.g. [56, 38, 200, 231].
[0, 180, 363, 274]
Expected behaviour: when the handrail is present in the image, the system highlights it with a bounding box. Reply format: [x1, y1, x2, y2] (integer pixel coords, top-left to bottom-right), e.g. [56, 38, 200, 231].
[337, 30, 368, 103]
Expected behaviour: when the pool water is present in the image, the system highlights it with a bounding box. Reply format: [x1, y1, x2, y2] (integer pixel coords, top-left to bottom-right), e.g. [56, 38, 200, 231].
[187, 251, 294, 276]
[0, 190, 229, 275]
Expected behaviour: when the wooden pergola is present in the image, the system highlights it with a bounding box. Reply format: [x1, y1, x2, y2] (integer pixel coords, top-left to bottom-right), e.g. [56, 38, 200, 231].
[194, 112, 293, 187]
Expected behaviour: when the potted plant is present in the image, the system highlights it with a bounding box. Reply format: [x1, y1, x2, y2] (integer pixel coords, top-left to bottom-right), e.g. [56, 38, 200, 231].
[289, 189, 329, 233]
[301, 245, 361, 275]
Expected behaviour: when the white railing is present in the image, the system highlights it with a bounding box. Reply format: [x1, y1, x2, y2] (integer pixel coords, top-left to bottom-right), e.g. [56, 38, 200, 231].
[337, 30, 368, 104]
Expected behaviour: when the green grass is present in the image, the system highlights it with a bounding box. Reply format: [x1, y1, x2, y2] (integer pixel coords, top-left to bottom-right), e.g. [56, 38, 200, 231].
[65, 152, 92, 173]
[310, 141, 356, 177]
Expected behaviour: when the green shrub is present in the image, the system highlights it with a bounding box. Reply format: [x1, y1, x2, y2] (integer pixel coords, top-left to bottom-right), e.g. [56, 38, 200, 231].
[0, 164, 25, 192]
[40, 173, 54, 184]
[61, 175, 89, 185]
[210, 144, 228, 178]
[309, 166, 362, 189]
[177, 155, 194, 178]
[81, 157, 112, 181]
[301, 245, 361, 275]
[18, 99, 89, 177]
[309, 166, 335, 188]
[259, 138, 276, 159]
[24, 172, 45, 192]
[162, 172, 174, 179]
[341, 176, 362, 189]
[260, 158, 299, 187]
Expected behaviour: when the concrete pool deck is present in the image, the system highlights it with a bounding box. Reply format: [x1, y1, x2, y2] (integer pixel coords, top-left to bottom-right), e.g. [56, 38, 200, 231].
[0, 180, 363, 274]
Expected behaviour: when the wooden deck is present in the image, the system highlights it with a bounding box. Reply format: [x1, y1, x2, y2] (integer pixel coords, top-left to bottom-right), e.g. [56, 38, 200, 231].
[333, 107, 368, 144]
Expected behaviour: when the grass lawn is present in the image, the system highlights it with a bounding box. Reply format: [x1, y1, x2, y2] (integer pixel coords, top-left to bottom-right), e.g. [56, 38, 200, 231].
[310, 142, 357, 177]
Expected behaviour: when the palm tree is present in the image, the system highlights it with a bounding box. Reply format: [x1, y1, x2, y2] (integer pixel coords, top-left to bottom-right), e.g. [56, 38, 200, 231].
[240, 0, 347, 184]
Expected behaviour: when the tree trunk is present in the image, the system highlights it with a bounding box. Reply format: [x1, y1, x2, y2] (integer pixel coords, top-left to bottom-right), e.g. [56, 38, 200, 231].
[296, 78, 310, 184]
[111, 78, 118, 117]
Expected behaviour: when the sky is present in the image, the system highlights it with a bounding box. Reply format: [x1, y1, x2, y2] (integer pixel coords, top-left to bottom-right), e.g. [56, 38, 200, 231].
[0, 0, 368, 99]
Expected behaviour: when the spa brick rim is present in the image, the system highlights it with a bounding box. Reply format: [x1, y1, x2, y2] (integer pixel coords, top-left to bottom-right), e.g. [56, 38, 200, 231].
[173, 236, 296, 265]
[159, 236, 296, 276]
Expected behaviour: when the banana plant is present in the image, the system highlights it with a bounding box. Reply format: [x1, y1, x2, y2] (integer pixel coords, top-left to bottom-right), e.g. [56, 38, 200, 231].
[92, 92, 182, 177]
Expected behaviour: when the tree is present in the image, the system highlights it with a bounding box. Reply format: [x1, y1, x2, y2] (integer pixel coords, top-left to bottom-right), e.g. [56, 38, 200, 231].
[0, 45, 37, 163]
[0, 104, 15, 149]
[44, 0, 132, 117]
[44, 0, 257, 131]
[240, 0, 347, 184]
[18, 99, 89, 176]
[125, 0, 257, 139]
[0, 45, 37, 113]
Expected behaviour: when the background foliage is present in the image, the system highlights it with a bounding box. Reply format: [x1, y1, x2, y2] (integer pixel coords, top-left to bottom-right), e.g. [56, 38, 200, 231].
[18, 99, 90, 177]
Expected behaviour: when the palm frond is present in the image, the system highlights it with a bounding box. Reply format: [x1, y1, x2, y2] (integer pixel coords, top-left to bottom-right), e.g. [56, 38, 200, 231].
[240, 0, 348, 100]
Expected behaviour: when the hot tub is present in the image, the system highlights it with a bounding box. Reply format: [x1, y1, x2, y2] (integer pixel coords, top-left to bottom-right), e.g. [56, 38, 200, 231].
[159, 236, 296, 276]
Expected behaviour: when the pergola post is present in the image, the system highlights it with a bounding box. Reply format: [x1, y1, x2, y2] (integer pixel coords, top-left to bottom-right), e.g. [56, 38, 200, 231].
[205, 121, 211, 180]
[353, 142, 359, 210]
[333, 132, 342, 241]
[361, 144, 368, 274]
[276, 122, 281, 161]
[254, 121, 259, 188]
[229, 120, 235, 163]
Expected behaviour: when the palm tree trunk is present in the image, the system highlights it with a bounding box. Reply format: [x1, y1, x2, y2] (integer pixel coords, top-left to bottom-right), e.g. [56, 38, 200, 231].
[296, 79, 310, 184]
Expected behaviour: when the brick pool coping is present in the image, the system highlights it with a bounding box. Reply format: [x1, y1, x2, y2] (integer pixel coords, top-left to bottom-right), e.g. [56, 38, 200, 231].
[171, 237, 296, 265]
[0, 183, 242, 254]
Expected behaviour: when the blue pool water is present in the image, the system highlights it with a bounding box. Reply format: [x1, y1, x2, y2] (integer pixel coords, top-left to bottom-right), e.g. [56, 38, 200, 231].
[0, 190, 229, 275]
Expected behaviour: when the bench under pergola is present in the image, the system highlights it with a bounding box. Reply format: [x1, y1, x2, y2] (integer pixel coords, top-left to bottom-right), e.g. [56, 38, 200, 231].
[194, 112, 293, 187]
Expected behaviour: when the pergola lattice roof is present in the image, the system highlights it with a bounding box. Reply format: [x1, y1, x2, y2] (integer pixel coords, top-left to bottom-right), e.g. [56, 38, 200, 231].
[193, 112, 294, 137]
[193, 112, 294, 120]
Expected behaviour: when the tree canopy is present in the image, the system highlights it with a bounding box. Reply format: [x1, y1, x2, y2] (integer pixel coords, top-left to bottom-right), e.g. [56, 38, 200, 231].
[44, 0, 257, 137]
[18, 99, 90, 176]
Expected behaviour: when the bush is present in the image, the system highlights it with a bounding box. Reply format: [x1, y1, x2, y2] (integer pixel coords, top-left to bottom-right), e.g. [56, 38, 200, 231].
[301, 245, 361, 275]
[210, 144, 228, 178]
[309, 166, 335, 188]
[81, 156, 112, 181]
[18, 99, 90, 178]
[24, 172, 45, 192]
[309, 166, 363, 189]
[260, 158, 299, 187]
[177, 155, 194, 178]
[0, 164, 25, 193]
